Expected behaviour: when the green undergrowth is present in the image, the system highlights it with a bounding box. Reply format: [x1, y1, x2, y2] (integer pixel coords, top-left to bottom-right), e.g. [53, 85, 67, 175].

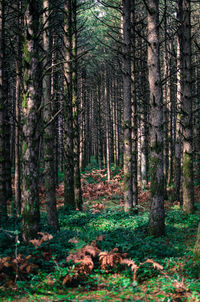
[81, 157, 121, 184]
[0, 160, 199, 301]
[0, 203, 199, 301]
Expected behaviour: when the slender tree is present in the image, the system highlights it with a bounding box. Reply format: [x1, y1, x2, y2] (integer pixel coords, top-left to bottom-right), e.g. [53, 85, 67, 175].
[15, 0, 22, 215]
[63, 0, 75, 207]
[181, 0, 194, 213]
[147, 0, 165, 236]
[172, 0, 183, 203]
[43, 0, 59, 230]
[105, 68, 111, 181]
[72, 0, 82, 209]
[0, 0, 7, 224]
[122, 0, 133, 212]
[131, 0, 138, 208]
[21, 0, 41, 242]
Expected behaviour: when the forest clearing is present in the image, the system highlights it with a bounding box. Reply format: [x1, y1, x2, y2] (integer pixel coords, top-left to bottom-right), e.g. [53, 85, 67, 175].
[0, 0, 200, 301]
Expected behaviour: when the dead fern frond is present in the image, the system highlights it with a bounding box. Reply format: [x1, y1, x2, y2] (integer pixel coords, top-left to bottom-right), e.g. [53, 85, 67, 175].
[99, 248, 123, 271]
[145, 259, 163, 270]
[29, 232, 53, 248]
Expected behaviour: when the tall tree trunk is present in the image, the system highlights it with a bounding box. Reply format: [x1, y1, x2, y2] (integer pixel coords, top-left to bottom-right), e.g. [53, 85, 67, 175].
[195, 53, 200, 186]
[51, 35, 59, 186]
[194, 223, 200, 260]
[63, 0, 74, 207]
[15, 0, 22, 215]
[21, 0, 41, 242]
[182, 0, 194, 213]
[0, 0, 7, 224]
[140, 45, 149, 190]
[105, 69, 111, 181]
[131, 0, 138, 209]
[15, 61, 21, 215]
[97, 80, 103, 169]
[4, 69, 12, 203]
[173, 3, 182, 203]
[122, 0, 133, 211]
[43, 0, 59, 230]
[72, 0, 82, 209]
[79, 69, 86, 171]
[147, 0, 165, 236]
[163, 0, 169, 191]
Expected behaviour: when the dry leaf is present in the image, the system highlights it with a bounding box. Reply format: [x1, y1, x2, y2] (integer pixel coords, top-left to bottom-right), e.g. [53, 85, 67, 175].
[145, 259, 163, 270]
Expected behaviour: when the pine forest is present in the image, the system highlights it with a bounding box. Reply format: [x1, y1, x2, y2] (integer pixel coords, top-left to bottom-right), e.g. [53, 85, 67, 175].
[0, 0, 200, 300]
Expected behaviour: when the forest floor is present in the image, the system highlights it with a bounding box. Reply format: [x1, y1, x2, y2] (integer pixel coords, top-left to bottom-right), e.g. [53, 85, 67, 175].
[0, 161, 200, 301]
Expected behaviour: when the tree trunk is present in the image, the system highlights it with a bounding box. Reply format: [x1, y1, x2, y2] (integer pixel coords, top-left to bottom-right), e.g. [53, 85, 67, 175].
[122, 0, 133, 211]
[105, 69, 111, 181]
[131, 0, 138, 209]
[63, 0, 74, 207]
[172, 6, 182, 203]
[147, 0, 165, 236]
[21, 0, 41, 242]
[182, 0, 194, 213]
[43, 0, 59, 230]
[72, 0, 82, 209]
[15, 0, 22, 215]
[0, 0, 7, 224]
[4, 69, 12, 204]
[194, 223, 200, 260]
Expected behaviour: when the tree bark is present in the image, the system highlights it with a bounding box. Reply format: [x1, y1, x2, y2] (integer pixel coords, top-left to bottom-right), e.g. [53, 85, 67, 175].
[122, 0, 133, 211]
[63, 0, 74, 207]
[15, 0, 22, 215]
[172, 3, 182, 203]
[21, 0, 41, 242]
[181, 0, 194, 213]
[147, 0, 165, 236]
[0, 0, 7, 224]
[43, 0, 59, 230]
[194, 223, 200, 260]
[72, 0, 82, 209]
[131, 0, 138, 209]
[105, 69, 111, 181]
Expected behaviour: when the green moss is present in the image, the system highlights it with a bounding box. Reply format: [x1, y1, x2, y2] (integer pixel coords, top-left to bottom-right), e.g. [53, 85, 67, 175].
[149, 6, 156, 15]
[45, 179, 52, 191]
[22, 92, 28, 109]
[151, 141, 163, 154]
[150, 156, 164, 197]
[23, 40, 32, 64]
[25, 176, 32, 191]
[183, 152, 193, 190]
[21, 203, 31, 225]
[43, 132, 51, 140]
[23, 141, 28, 154]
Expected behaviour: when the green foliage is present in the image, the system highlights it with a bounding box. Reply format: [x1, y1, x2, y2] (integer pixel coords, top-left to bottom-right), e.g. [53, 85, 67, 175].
[58, 170, 64, 182]
[0, 165, 199, 301]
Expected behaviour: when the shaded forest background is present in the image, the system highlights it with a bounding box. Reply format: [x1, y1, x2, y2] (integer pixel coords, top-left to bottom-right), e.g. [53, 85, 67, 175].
[0, 0, 200, 300]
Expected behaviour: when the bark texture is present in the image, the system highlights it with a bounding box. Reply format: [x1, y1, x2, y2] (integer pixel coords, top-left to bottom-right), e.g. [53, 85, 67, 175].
[122, 0, 133, 212]
[63, 0, 74, 207]
[173, 3, 182, 203]
[43, 0, 59, 230]
[147, 0, 165, 236]
[194, 223, 200, 260]
[0, 0, 7, 224]
[21, 0, 41, 242]
[15, 0, 22, 215]
[72, 0, 82, 209]
[182, 0, 194, 213]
